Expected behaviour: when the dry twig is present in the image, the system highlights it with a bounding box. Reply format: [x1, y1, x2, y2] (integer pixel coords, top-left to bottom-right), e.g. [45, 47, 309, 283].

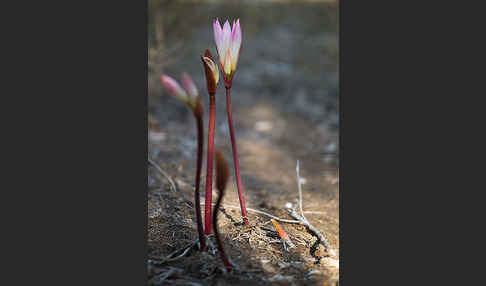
[296, 160, 306, 221]
[290, 160, 336, 256]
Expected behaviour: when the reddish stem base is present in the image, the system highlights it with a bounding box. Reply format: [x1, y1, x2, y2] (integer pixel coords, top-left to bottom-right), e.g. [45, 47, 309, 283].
[204, 94, 216, 235]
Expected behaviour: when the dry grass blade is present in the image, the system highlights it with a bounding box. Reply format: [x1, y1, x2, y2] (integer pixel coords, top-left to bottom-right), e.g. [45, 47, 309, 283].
[148, 158, 177, 193]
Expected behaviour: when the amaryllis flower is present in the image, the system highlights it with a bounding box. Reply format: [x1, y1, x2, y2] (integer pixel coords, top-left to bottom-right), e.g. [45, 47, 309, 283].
[213, 18, 249, 226]
[213, 18, 242, 81]
[161, 73, 200, 111]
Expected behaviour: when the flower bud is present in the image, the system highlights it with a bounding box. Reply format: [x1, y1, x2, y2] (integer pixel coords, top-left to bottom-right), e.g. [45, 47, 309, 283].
[181, 72, 200, 110]
[182, 72, 198, 99]
[161, 75, 188, 103]
[161, 73, 201, 113]
[201, 49, 219, 94]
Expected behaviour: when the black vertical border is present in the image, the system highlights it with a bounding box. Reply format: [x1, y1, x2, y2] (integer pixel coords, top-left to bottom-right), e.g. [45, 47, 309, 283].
[339, 0, 463, 284]
[5, 1, 149, 284]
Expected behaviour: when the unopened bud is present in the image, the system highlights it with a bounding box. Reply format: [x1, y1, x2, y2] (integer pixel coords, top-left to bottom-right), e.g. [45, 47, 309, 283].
[201, 49, 219, 94]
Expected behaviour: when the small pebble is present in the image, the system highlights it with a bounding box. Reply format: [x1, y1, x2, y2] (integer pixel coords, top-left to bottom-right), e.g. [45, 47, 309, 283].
[254, 121, 273, 132]
[324, 142, 337, 153]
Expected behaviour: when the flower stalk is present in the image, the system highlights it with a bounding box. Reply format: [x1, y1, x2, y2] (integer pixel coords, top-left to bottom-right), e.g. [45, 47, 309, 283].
[204, 93, 216, 235]
[160, 73, 205, 250]
[200, 50, 220, 235]
[193, 101, 205, 249]
[213, 150, 232, 272]
[225, 87, 248, 225]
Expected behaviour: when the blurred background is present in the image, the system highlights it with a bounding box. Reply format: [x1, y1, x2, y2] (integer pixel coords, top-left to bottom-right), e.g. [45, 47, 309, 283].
[148, 0, 339, 283]
[149, 0, 338, 164]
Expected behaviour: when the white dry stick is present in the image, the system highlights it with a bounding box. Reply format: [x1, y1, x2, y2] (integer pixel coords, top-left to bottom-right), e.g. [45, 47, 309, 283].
[291, 160, 336, 256]
[148, 158, 177, 193]
[296, 160, 306, 221]
[304, 211, 325, 214]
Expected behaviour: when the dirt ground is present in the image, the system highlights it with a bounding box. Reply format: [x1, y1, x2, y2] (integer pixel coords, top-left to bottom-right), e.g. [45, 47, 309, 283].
[148, 1, 339, 285]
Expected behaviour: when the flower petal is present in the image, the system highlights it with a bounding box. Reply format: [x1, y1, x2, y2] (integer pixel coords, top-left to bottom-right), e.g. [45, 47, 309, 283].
[221, 20, 231, 63]
[213, 18, 224, 60]
[181, 72, 198, 99]
[230, 19, 242, 71]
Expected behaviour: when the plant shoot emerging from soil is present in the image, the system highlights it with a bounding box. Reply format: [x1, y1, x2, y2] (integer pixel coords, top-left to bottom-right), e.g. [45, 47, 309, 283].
[213, 149, 232, 272]
[160, 73, 205, 250]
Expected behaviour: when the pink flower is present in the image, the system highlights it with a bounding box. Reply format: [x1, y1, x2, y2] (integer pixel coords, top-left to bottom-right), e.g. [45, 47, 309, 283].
[213, 18, 242, 79]
[161, 73, 200, 110]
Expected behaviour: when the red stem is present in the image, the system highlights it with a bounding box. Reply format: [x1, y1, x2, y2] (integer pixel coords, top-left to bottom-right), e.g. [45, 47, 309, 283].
[225, 87, 249, 225]
[204, 94, 216, 235]
[213, 179, 232, 272]
[194, 104, 205, 250]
